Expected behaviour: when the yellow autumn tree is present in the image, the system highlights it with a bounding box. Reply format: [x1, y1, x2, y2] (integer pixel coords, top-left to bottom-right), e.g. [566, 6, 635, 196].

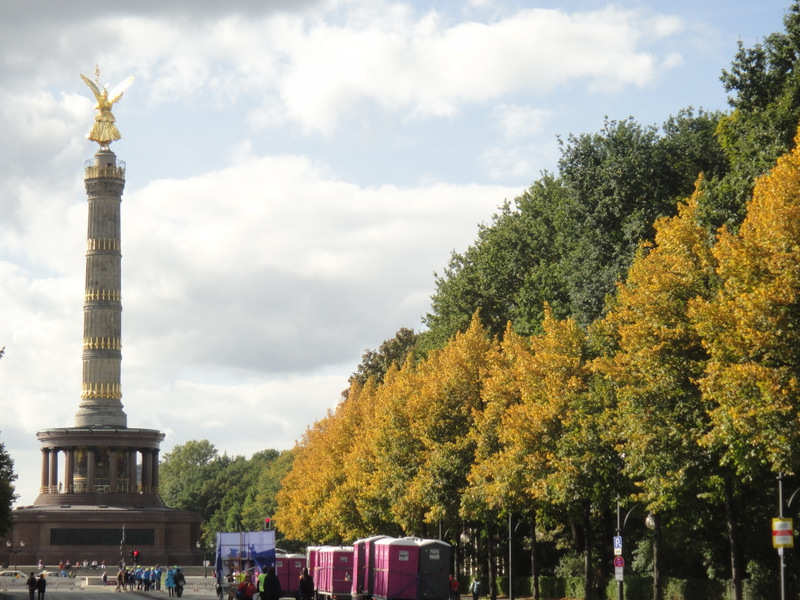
[692, 128, 800, 477]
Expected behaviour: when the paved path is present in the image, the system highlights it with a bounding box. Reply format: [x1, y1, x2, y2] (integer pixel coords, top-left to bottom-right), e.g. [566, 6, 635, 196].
[1, 578, 218, 600]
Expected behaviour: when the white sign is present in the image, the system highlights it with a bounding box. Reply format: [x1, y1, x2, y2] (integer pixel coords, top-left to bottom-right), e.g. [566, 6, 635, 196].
[615, 567, 623, 581]
[773, 518, 794, 548]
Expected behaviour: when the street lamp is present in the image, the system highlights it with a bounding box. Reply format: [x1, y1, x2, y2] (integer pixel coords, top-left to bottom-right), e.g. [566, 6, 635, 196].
[197, 541, 207, 578]
[6, 539, 25, 571]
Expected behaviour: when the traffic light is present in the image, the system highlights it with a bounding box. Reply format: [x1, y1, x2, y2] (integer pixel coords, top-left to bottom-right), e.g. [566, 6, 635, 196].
[264, 517, 271, 530]
[132, 550, 140, 563]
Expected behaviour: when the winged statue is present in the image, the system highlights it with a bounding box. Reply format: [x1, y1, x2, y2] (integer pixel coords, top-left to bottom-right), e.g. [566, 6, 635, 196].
[80, 72, 134, 148]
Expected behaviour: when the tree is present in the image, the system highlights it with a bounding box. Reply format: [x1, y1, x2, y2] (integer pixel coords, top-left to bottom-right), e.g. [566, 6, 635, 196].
[594, 187, 726, 600]
[425, 112, 725, 349]
[706, 2, 800, 230]
[160, 440, 232, 519]
[692, 128, 800, 479]
[348, 327, 420, 388]
[0, 434, 16, 537]
[495, 309, 618, 600]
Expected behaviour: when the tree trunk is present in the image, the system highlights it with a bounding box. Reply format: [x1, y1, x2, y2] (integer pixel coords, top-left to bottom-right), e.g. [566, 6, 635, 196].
[725, 476, 743, 600]
[530, 510, 539, 600]
[582, 500, 593, 600]
[487, 520, 497, 600]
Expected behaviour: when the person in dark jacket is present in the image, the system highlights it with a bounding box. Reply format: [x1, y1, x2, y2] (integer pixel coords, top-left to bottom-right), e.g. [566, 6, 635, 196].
[36, 574, 47, 600]
[26, 572, 37, 600]
[298, 567, 314, 600]
[261, 567, 282, 600]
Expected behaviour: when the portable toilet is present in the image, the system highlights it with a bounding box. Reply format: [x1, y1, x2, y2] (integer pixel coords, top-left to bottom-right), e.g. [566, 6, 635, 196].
[417, 539, 451, 600]
[317, 546, 354, 600]
[307, 547, 321, 589]
[276, 553, 308, 597]
[352, 536, 390, 597]
[373, 537, 420, 600]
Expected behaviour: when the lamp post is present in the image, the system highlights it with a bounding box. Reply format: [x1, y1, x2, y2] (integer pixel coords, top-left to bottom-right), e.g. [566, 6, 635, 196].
[197, 541, 207, 578]
[6, 539, 25, 571]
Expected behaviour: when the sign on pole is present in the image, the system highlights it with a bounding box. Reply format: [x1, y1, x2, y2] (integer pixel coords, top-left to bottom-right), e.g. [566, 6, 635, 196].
[773, 518, 794, 548]
[613, 536, 622, 556]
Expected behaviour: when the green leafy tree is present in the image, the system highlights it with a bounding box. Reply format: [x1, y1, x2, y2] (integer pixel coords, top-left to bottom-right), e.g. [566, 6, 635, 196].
[425, 112, 725, 349]
[0, 434, 16, 537]
[160, 440, 232, 520]
[348, 327, 420, 388]
[707, 2, 800, 229]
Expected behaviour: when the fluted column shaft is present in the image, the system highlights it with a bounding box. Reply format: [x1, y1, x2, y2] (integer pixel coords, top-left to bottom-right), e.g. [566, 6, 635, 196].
[75, 149, 127, 428]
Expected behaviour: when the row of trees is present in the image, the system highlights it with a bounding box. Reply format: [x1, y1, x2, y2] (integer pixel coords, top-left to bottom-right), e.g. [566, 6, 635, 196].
[158, 440, 297, 551]
[273, 5, 800, 600]
[275, 135, 800, 600]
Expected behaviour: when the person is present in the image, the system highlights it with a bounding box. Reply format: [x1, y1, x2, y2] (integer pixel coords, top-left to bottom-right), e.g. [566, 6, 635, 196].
[257, 567, 268, 600]
[449, 575, 459, 600]
[298, 567, 314, 600]
[174, 567, 186, 598]
[261, 566, 282, 600]
[166, 567, 176, 597]
[470, 577, 480, 600]
[238, 573, 258, 600]
[26, 572, 37, 600]
[155, 564, 163, 591]
[36, 573, 47, 600]
[102, 571, 108, 586]
[116, 566, 125, 592]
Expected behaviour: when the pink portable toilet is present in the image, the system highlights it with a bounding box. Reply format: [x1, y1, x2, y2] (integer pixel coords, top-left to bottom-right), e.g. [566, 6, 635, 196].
[307, 547, 321, 590]
[276, 553, 308, 597]
[275, 554, 289, 593]
[316, 546, 354, 600]
[287, 554, 308, 595]
[373, 537, 420, 600]
[352, 536, 390, 597]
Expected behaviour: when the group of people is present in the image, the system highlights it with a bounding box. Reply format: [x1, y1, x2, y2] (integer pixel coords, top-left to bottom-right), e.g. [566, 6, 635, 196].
[113, 564, 184, 596]
[25, 572, 46, 600]
[235, 565, 315, 600]
[236, 566, 283, 600]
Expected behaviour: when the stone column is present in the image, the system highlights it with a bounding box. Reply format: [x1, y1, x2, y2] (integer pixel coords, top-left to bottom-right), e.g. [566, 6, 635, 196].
[75, 149, 127, 428]
[65, 448, 74, 493]
[109, 448, 117, 493]
[142, 449, 152, 493]
[49, 449, 59, 493]
[129, 449, 138, 493]
[87, 448, 96, 493]
[152, 449, 160, 493]
[40, 448, 50, 493]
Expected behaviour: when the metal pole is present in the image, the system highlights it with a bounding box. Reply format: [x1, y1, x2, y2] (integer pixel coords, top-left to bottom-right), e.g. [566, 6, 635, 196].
[616, 500, 623, 600]
[779, 473, 785, 600]
[508, 514, 513, 600]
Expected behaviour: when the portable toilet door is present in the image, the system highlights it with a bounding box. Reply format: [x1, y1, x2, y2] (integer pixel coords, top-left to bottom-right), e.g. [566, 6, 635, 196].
[287, 554, 308, 597]
[373, 537, 420, 600]
[416, 539, 451, 600]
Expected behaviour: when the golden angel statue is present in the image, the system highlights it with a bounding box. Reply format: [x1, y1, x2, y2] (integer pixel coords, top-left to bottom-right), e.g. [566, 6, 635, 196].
[80, 72, 134, 148]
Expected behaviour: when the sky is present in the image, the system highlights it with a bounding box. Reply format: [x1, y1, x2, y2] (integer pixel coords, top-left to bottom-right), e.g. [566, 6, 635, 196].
[0, 0, 792, 507]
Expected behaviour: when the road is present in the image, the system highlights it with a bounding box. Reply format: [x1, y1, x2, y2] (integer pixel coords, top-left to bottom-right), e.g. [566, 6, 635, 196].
[0, 578, 218, 600]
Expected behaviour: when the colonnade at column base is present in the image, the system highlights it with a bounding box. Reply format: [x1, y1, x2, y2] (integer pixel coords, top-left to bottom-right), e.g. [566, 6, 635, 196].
[34, 426, 166, 510]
